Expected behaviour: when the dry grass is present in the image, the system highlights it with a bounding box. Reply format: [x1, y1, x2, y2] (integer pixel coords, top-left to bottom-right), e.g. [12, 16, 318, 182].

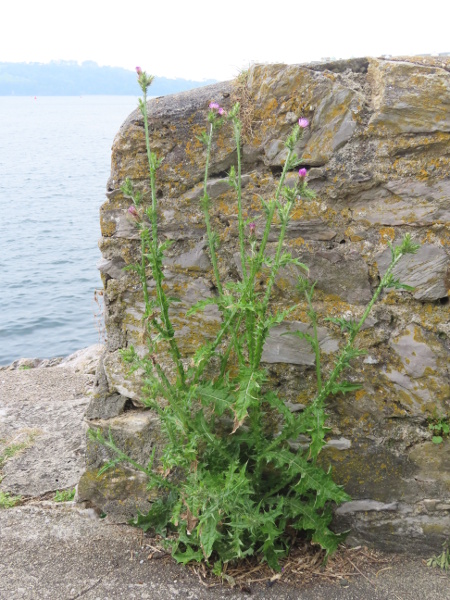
[0, 429, 40, 469]
[231, 69, 255, 144]
[143, 534, 396, 593]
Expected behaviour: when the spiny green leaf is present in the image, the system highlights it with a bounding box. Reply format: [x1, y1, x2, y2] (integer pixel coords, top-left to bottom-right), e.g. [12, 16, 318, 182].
[132, 492, 177, 535]
[198, 514, 220, 559]
[325, 316, 358, 334]
[186, 297, 220, 317]
[330, 381, 363, 395]
[195, 382, 233, 416]
[384, 276, 415, 291]
[283, 329, 315, 347]
[231, 369, 263, 432]
[264, 449, 349, 504]
[172, 543, 204, 565]
[196, 131, 209, 145]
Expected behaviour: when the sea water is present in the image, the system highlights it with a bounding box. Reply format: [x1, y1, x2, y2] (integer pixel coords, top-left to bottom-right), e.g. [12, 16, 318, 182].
[0, 95, 139, 365]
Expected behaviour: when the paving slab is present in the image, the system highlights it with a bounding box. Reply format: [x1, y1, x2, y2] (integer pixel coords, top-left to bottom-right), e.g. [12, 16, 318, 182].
[1, 502, 449, 600]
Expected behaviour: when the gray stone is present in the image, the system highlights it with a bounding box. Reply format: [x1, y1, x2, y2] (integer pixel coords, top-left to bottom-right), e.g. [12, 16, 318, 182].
[58, 345, 104, 375]
[382, 324, 449, 413]
[352, 196, 443, 226]
[262, 321, 339, 365]
[79, 410, 164, 522]
[325, 437, 352, 450]
[300, 249, 372, 304]
[163, 240, 210, 271]
[0, 356, 63, 371]
[336, 500, 399, 514]
[98, 256, 128, 280]
[302, 86, 359, 165]
[85, 392, 129, 420]
[270, 220, 337, 242]
[103, 350, 145, 402]
[389, 325, 438, 378]
[185, 175, 251, 202]
[385, 177, 450, 204]
[376, 244, 449, 301]
[264, 139, 285, 161]
[352, 179, 450, 226]
[368, 59, 450, 134]
[107, 209, 140, 240]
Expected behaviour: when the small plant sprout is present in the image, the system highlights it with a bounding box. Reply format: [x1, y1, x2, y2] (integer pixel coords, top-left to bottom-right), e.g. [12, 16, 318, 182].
[0, 491, 22, 509]
[54, 488, 76, 502]
[427, 541, 450, 571]
[91, 70, 420, 571]
[428, 414, 450, 445]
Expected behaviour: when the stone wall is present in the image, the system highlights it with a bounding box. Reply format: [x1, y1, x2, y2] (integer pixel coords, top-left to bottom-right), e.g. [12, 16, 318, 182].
[78, 56, 450, 553]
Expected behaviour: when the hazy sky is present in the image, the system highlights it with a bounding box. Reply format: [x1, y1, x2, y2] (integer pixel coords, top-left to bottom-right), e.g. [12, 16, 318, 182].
[3, 0, 449, 80]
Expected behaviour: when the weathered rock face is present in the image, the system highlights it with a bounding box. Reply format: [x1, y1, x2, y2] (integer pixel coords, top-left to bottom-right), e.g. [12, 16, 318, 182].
[80, 56, 450, 551]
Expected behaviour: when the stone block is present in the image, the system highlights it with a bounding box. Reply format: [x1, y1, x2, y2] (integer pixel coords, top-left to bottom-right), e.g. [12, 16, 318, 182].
[81, 57, 450, 553]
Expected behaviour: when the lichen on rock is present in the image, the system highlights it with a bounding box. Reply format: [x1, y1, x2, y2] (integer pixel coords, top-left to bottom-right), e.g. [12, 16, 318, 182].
[82, 56, 450, 551]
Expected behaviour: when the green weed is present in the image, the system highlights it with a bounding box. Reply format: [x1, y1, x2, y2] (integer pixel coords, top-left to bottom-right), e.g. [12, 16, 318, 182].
[428, 415, 450, 445]
[54, 488, 76, 502]
[0, 490, 22, 509]
[427, 541, 450, 571]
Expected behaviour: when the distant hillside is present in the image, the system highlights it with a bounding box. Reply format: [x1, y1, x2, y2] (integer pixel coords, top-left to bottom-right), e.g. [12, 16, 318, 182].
[0, 61, 217, 96]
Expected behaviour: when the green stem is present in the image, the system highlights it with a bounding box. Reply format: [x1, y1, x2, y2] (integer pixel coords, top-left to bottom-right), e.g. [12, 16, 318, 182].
[311, 251, 405, 409]
[218, 314, 245, 379]
[202, 123, 224, 299]
[234, 120, 247, 287]
[140, 91, 186, 387]
[305, 289, 322, 393]
[245, 147, 295, 365]
[193, 308, 239, 383]
[139, 231, 151, 313]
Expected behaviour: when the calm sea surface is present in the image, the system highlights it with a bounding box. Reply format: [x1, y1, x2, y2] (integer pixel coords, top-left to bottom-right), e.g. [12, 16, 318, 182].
[0, 96, 139, 365]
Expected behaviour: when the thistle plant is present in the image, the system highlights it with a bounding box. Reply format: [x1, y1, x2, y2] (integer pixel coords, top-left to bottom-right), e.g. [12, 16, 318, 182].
[90, 69, 420, 571]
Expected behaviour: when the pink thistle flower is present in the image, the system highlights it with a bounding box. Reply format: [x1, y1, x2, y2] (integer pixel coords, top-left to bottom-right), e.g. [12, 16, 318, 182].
[249, 222, 256, 235]
[298, 117, 309, 128]
[298, 168, 307, 178]
[136, 66, 142, 75]
[218, 107, 226, 115]
[209, 102, 220, 110]
[127, 205, 140, 222]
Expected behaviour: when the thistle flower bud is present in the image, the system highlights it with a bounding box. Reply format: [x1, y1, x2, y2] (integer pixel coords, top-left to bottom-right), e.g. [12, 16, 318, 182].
[298, 168, 307, 179]
[127, 205, 141, 223]
[136, 67, 154, 93]
[298, 118, 309, 128]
